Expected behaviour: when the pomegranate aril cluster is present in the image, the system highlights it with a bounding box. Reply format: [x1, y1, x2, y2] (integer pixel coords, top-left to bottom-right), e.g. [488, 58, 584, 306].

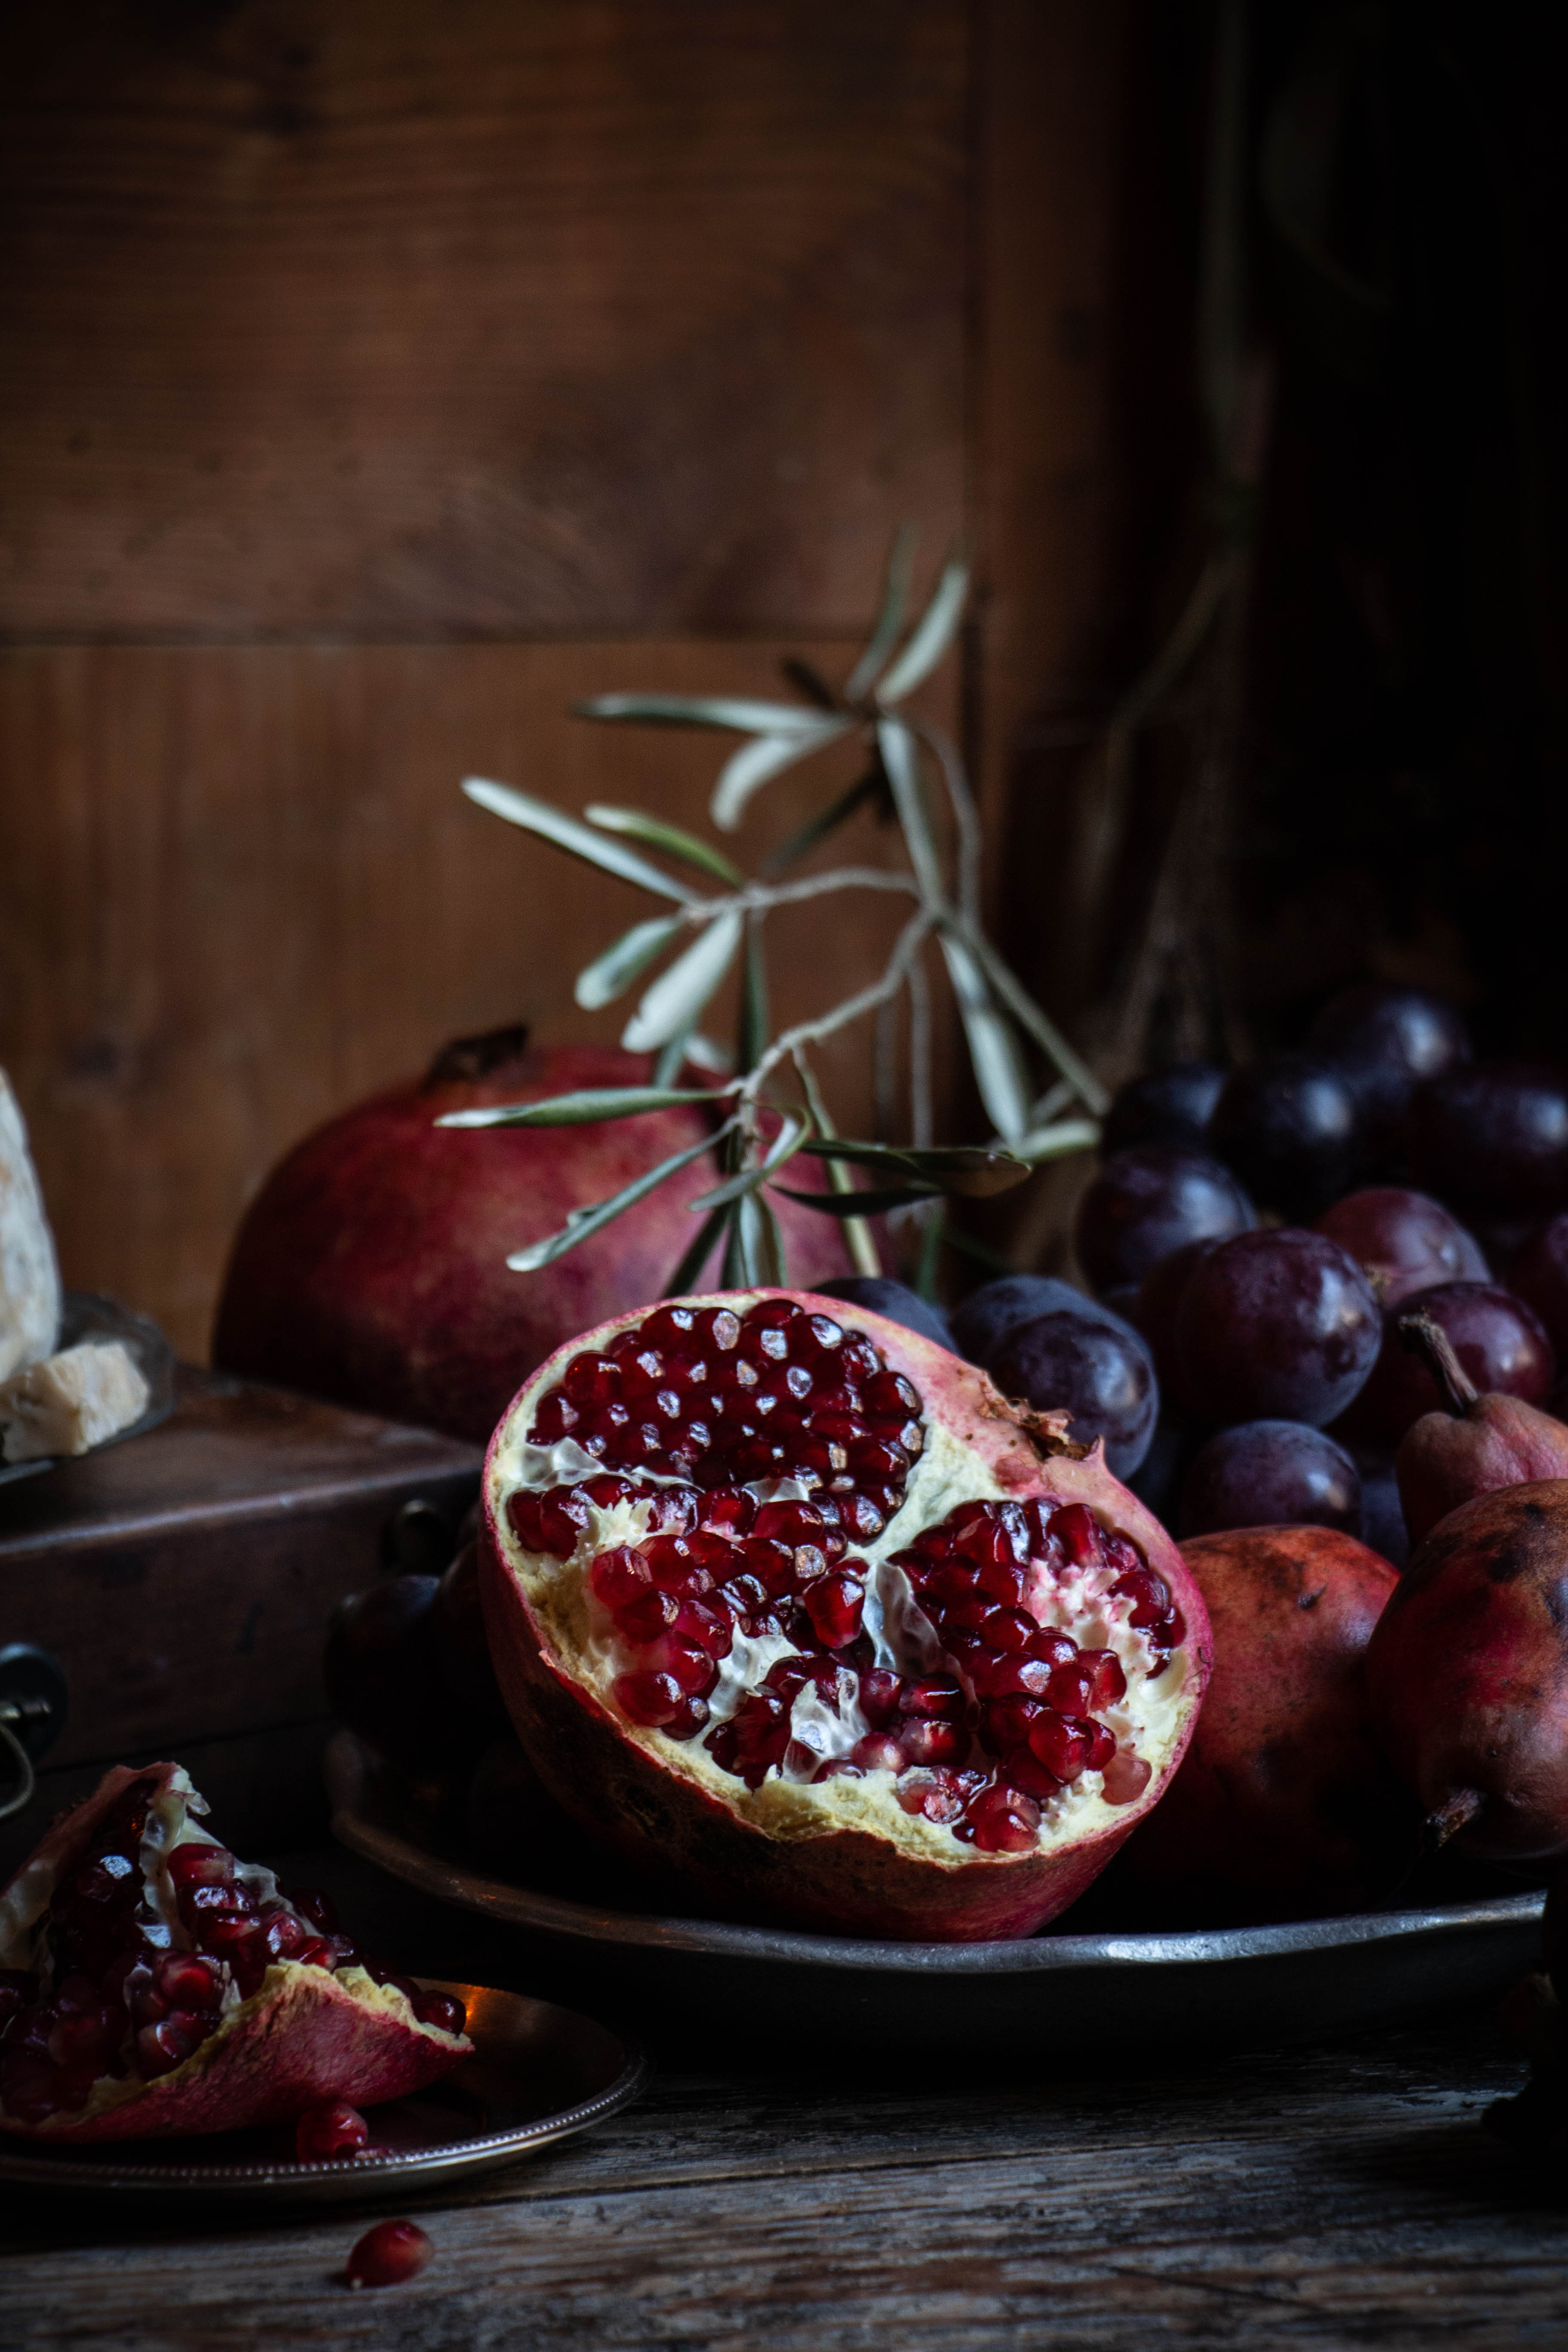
[523, 1299, 924, 1537]
[0, 1784, 462, 2125]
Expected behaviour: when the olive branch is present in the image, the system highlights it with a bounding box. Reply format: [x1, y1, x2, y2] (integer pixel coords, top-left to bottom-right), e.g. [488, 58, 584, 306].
[441, 530, 1106, 1295]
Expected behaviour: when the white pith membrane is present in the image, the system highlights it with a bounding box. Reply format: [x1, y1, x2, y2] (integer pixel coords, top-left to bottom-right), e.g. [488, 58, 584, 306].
[0, 1766, 464, 2130]
[490, 1295, 1197, 1865]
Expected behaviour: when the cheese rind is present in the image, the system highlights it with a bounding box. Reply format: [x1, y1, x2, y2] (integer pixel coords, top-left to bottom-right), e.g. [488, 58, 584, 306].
[0, 1341, 150, 1464]
[0, 1071, 61, 1381]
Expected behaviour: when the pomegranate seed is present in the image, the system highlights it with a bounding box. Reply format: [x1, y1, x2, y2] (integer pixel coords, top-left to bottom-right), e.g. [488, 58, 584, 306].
[294, 1936, 338, 1970]
[344, 2220, 432, 2289]
[649, 1637, 717, 1698]
[156, 1951, 222, 2009]
[1083, 1722, 1117, 1770]
[1102, 1750, 1154, 1804]
[296, 2100, 371, 2162]
[47, 2003, 120, 2071]
[534, 1486, 591, 1557]
[563, 1352, 621, 1408]
[981, 1607, 1037, 1655]
[1052, 1503, 1104, 1568]
[1084, 1649, 1127, 1707]
[851, 1731, 906, 1773]
[617, 1587, 681, 1643]
[901, 1677, 965, 1720]
[900, 1718, 966, 1767]
[976, 1557, 1028, 1607]
[967, 1785, 1041, 1853]
[743, 1537, 796, 1596]
[588, 1546, 650, 1611]
[1158, 1605, 1187, 1648]
[1028, 1710, 1093, 1783]
[924, 1559, 980, 1606]
[968, 1653, 1053, 1701]
[1024, 1627, 1079, 1669]
[612, 1670, 685, 1727]
[165, 1843, 230, 1890]
[287, 1885, 339, 1935]
[1006, 1749, 1066, 1801]
[845, 1436, 908, 1479]
[839, 1494, 887, 1541]
[857, 1668, 903, 1727]
[1113, 1567, 1172, 1627]
[583, 1473, 634, 1507]
[700, 1487, 755, 1534]
[674, 1595, 734, 1657]
[263, 1912, 315, 1963]
[983, 1694, 1045, 1752]
[136, 2010, 208, 2078]
[803, 1571, 865, 1649]
[864, 1369, 920, 1417]
[412, 1988, 467, 2034]
[506, 1489, 542, 1547]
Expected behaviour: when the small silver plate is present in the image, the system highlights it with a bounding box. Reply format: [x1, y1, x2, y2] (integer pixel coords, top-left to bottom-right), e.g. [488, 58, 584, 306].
[328, 1734, 1546, 2060]
[0, 1981, 646, 2201]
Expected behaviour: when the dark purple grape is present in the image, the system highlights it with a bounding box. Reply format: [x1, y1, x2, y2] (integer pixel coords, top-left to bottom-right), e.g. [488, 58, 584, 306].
[984, 1301, 1158, 1479]
[1209, 1054, 1361, 1218]
[1354, 1453, 1410, 1571]
[1177, 1420, 1363, 1540]
[1406, 1061, 1568, 1218]
[1311, 1187, 1487, 1309]
[1307, 983, 1470, 1160]
[950, 1275, 1114, 1364]
[811, 1276, 955, 1353]
[1337, 1279, 1556, 1449]
[1173, 1228, 1381, 1427]
[1510, 1213, 1568, 1360]
[1102, 1063, 1227, 1156]
[1073, 1147, 1254, 1295]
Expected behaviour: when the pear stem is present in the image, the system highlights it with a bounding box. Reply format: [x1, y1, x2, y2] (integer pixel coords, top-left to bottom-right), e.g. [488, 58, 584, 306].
[1399, 1308, 1480, 1418]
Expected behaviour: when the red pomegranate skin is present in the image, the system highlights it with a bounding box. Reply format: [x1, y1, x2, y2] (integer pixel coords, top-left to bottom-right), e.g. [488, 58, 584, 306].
[480, 1291, 1213, 1943]
[0, 1765, 468, 2142]
[1366, 1481, 1568, 1859]
[1125, 1526, 1409, 1918]
[213, 1035, 851, 1443]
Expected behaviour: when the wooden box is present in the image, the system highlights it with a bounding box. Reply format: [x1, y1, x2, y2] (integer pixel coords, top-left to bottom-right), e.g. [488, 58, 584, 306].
[0, 1368, 481, 1871]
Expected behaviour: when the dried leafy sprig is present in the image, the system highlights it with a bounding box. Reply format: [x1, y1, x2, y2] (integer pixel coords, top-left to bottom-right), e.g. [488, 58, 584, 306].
[441, 534, 1106, 1293]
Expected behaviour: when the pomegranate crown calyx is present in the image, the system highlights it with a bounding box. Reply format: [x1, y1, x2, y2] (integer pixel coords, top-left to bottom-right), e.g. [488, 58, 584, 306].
[447, 529, 1108, 1301]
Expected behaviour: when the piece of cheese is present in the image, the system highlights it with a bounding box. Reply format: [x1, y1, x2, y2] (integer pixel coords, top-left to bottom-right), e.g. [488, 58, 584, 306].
[0, 1341, 150, 1464]
[0, 1070, 61, 1381]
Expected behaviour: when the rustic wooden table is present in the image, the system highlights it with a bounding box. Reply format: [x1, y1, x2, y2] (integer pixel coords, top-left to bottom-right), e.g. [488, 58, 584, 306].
[4, 1853, 1567, 2350]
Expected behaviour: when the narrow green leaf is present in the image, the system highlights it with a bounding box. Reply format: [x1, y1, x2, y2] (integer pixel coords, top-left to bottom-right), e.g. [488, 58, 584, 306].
[792, 1050, 881, 1278]
[505, 1124, 729, 1273]
[959, 928, 1109, 1115]
[654, 1029, 693, 1087]
[939, 934, 1032, 1141]
[760, 768, 886, 877]
[585, 805, 745, 888]
[781, 655, 839, 710]
[737, 913, 769, 1072]
[662, 1202, 731, 1298]
[914, 1204, 945, 1301]
[753, 1188, 786, 1286]
[688, 1113, 806, 1212]
[578, 694, 831, 736]
[438, 1084, 726, 1130]
[845, 521, 918, 701]
[574, 915, 684, 1011]
[876, 553, 969, 705]
[622, 910, 743, 1053]
[711, 723, 848, 831]
[1010, 1118, 1101, 1164]
[463, 778, 697, 904]
[876, 720, 943, 901]
[798, 1137, 1030, 1197]
[771, 1181, 942, 1218]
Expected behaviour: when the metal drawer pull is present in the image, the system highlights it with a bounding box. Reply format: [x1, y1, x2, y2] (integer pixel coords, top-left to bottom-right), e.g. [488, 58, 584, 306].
[0, 1646, 68, 1823]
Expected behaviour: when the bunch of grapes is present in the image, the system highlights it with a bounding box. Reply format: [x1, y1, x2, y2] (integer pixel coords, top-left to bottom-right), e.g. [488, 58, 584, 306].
[854, 985, 1568, 1567]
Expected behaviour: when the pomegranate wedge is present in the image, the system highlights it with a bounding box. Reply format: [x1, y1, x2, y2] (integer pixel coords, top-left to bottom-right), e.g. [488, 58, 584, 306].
[481, 1288, 1211, 1940]
[0, 1763, 469, 2140]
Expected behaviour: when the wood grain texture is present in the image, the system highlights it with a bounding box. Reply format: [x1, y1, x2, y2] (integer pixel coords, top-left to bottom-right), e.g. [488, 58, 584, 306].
[0, 639, 926, 1356]
[2, 2015, 1563, 2347]
[0, 0, 966, 640]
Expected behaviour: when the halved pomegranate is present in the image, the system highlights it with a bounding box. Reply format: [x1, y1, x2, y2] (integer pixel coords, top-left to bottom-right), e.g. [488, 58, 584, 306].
[480, 1289, 1211, 1940]
[0, 1763, 470, 2141]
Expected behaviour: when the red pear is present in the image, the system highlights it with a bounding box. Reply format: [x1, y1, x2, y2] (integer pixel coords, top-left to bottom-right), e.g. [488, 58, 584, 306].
[1394, 1308, 1568, 1547]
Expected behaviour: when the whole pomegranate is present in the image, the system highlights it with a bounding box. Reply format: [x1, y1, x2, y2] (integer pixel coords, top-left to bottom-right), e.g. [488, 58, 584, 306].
[212, 1026, 851, 1443]
[0, 1764, 469, 2140]
[1124, 1526, 1409, 1918]
[1367, 1481, 1568, 1859]
[480, 1288, 1212, 1942]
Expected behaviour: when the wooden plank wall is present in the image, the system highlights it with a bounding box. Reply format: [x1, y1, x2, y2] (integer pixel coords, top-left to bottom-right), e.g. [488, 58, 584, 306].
[0, 0, 1166, 1358]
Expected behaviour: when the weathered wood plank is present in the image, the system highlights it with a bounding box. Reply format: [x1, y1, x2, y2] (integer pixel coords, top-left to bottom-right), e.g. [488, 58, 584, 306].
[1, 2028, 1561, 2349]
[0, 0, 966, 640]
